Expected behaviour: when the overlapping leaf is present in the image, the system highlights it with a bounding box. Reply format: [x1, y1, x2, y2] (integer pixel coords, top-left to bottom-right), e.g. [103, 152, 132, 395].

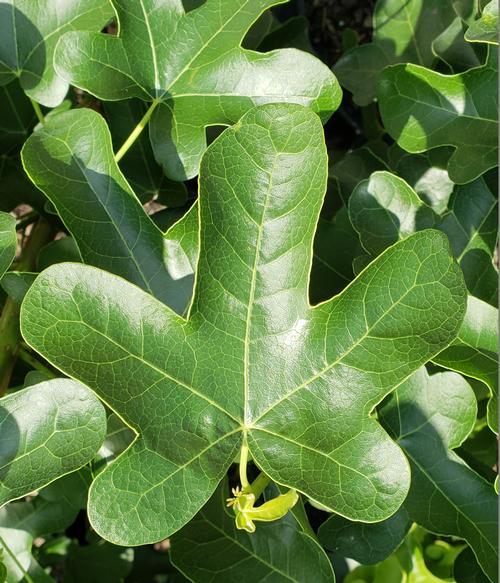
[21, 104, 467, 546]
[0, 212, 16, 280]
[22, 109, 196, 314]
[333, 0, 471, 105]
[53, 0, 341, 180]
[320, 368, 498, 582]
[348, 170, 498, 303]
[0, 379, 106, 507]
[0, 0, 113, 107]
[171, 481, 335, 583]
[378, 50, 498, 184]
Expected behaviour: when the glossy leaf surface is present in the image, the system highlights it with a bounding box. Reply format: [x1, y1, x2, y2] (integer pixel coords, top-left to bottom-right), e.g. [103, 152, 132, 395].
[21, 104, 467, 545]
[54, 0, 341, 180]
[378, 51, 498, 184]
[0, 0, 113, 106]
[0, 379, 106, 507]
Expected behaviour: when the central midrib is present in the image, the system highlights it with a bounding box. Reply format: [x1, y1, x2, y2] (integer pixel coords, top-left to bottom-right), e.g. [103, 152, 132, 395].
[243, 153, 277, 427]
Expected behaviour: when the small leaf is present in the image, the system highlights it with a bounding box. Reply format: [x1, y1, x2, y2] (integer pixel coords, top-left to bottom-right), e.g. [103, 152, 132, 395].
[0, 0, 113, 106]
[349, 171, 436, 256]
[21, 104, 467, 545]
[465, 1, 499, 45]
[0, 379, 106, 507]
[378, 50, 498, 184]
[434, 296, 498, 433]
[54, 0, 341, 180]
[0, 213, 16, 280]
[171, 481, 335, 583]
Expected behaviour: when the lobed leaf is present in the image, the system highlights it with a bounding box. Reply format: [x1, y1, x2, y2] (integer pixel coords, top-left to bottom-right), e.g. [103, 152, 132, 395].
[21, 104, 467, 545]
[321, 367, 498, 582]
[21, 109, 195, 314]
[53, 0, 341, 180]
[333, 0, 466, 105]
[378, 50, 498, 184]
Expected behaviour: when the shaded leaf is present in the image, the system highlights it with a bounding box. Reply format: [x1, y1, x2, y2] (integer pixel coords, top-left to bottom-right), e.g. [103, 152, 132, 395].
[54, 0, 341, 180]
[171, 481, 335, 583]
[333, 0, 465, 105]
[0, 81, 35, 154]
[104, 99, 187, 204]
[379, 367, 498, 581]
[465, 0, 499, 45]
[0, 0, 113, 106]
[21, 104, 467, 545]
[22, 109, 195, 313]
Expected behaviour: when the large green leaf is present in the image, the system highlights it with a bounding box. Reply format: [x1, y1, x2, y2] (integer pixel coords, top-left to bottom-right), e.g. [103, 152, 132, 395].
[0, 212, 16, 280]
[21, 109, 195, 314]
[171, 481, 335, 583]
[378, 50, 498, 184]
[0, 0, 113, 107]
[21, 104, 467, 546]
[465, 0, 498, 45]
[321, 368, 498, 582]
[333, 0, 467, 105]
[434, 296, 498, 433]
[0, 379, 106, 507]
[53, 0, 341, 180]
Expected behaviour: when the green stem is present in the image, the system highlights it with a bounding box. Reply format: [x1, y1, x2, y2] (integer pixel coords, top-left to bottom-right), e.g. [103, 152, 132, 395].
[114, 99, 159, 163]
[250, 472, 271, 500]
[18, 345, 56, 379]
[0, 218, 53, 394]
[239, 436, 250, 490]
[29, 97, 45, 125]
[0, 534, 35, 583]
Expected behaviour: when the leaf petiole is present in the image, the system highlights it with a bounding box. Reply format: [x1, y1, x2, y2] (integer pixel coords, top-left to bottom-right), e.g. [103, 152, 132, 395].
[114, 99, 159, 163]
[238, 436, 250, 490]
[29, 98, 45, 125]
